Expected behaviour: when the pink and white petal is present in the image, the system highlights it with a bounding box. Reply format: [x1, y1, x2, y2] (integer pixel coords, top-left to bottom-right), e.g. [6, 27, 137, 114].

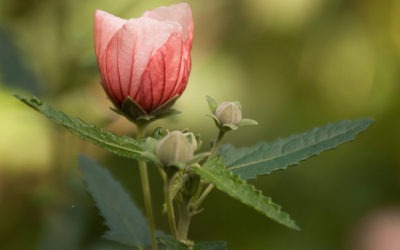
[94, 10, 126, 61]
[138, 32, 186, 112]
[155, 33, 184, 107]
[142, 3, 193, 41]
[123, 18, 177, 99]
[104, 38, 125, 104]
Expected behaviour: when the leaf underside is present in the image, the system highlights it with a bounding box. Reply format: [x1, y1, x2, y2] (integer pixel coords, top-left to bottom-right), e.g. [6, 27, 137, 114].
[79, 155, 150, 247]
[219, 119, 373, 180]
[15, 95, 152, 161]
[192, 158, 299, 230]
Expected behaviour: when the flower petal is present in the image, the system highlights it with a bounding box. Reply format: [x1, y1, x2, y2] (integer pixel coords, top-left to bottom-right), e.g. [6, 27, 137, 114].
[140, 32, 184, 111]
[105, 18, 178, 109]
[142, 3, 193, 42]
[94, 10, 126, 61]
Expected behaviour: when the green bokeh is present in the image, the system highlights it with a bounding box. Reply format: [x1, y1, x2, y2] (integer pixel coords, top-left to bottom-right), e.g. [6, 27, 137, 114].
[1, 0, 399, 249]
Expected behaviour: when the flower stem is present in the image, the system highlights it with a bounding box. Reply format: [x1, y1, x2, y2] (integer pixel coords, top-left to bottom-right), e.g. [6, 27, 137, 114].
[208, 130, 225, 160]
[164, 175, 178, 239]
[177, 197, 191, 241]
[193, 130, 226, 210]
[137, 124, 158, 250]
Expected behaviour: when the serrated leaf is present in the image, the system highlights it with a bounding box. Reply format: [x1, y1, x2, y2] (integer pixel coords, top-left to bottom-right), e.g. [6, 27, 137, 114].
[15, 95, 155, 162]
[158, 238, 226, 250]
[220, 119, 373, 180]
[194, 241, 227, 250]
[158, 238, 188, 250]
[79, 155, 150, 247]
[192, 158, 299, 230]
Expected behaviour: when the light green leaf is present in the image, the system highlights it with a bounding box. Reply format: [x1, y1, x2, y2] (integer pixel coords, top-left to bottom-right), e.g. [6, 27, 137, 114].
[79, 155, 150, 247]
[192, 158, 299, 230]
[220, 119, 373, 180]
[15, 95, 155, 162]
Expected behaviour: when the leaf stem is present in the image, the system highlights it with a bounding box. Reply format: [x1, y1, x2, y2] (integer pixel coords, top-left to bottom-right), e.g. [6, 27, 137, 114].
[137, 124, 158, 250]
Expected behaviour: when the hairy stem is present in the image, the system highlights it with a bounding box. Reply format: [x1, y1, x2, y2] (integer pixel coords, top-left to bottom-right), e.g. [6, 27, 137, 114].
[164, 176, 178, 239]
[177, 197, 191, 241]
[137, 125, 158, 250]
[193, 130, 226, 210]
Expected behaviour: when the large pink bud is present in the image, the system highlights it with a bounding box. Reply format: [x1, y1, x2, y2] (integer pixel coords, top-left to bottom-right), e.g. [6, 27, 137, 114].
[94, 3, 193, 120]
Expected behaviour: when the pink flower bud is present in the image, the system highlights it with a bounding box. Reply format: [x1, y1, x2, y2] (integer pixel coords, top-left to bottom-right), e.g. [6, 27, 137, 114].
[94, 3, 193, 115]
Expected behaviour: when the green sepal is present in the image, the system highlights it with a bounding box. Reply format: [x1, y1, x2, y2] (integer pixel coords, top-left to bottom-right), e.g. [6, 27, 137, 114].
[113, 96, 181, 125]
[206, 95, 218, 113]
[239, 118, 258, 127]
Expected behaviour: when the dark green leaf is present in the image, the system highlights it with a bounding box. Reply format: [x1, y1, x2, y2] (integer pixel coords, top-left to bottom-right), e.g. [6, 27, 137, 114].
[158, 238, 226, 250]
[158, 238, 188, 250]
[15, 95, 155, 162]
[79, 155, 150, 247]
[220, 119, 373, 180]
[192, 158, 299, 230]
[194, 241, 227, 250]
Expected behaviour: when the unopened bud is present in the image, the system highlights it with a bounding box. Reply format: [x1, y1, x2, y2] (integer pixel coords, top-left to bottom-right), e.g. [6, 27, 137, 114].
[156, 131, 194, 166]
[215, 102, 242, 125]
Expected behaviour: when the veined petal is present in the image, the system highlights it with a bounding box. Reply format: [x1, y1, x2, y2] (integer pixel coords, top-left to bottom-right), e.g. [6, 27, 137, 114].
[140, 32, 184, 111]
[142, 2, 193, 42]
[94, 10, 126, 62]
[105, 18, 178, 106]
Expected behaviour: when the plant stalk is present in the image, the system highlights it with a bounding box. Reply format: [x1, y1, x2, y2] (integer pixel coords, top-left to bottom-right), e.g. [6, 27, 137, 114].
[137, 124, 158, 250]
[177, 197, 191, 241]
[164, 177, 178, 239]
[193, 130, 226, 210]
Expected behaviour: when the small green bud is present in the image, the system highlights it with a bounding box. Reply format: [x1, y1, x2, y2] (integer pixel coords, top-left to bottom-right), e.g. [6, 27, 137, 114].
[215, 102, 242, 125]
[156, 131, 194, 167]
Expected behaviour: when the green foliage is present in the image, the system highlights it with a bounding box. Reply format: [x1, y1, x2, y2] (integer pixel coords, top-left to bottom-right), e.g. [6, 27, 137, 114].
[192, 158, 299, 230]
[193, 241, 227, 250]
[158, 238, 188, 250]
[15, 95, 156, 162]
[219, 119, 373, 180]
[79, 155, 150, 248]
[159, 238, 227, 250]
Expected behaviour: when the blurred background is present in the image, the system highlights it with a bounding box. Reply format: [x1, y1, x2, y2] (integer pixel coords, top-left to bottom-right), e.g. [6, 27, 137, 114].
[0, 0, 399, 249]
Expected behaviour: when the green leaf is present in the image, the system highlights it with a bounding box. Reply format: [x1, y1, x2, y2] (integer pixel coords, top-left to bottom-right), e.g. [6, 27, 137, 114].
[194, 241, 227, 250]
[192, 158, 299, 230]
[15, 95, 155, 162]
[220, 118, 373, 180]
[158, 238, 188, 250]
[158, 238, 227, 250]
[79, 155, 150, 247]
